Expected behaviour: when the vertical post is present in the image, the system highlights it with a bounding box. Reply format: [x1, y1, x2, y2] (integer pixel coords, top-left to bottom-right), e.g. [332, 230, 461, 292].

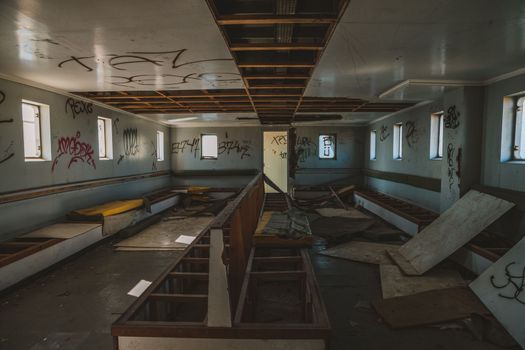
[207, 228, 232, 327]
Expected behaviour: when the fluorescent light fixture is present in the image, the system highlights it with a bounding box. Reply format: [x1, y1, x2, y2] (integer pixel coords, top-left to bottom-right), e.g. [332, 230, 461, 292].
[167, 117, 199, 123]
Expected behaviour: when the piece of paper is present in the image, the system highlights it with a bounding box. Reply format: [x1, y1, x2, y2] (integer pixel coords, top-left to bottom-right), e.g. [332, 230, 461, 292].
[127, 280, 152, 297]
[175, 234, 196, 245]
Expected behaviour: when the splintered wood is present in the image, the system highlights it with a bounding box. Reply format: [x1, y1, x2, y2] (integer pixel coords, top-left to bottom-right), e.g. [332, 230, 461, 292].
[319, 241, 400, 265]
[389, 190, 514, 275]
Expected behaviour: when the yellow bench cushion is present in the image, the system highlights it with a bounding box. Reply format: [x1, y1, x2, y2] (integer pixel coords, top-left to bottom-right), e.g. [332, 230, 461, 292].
[73, 199, 144, 217]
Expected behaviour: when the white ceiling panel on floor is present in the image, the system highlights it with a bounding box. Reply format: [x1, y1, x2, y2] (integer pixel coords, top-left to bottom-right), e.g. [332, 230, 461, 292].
[306, 0, 525, 98]
[0, 0, 243, 92]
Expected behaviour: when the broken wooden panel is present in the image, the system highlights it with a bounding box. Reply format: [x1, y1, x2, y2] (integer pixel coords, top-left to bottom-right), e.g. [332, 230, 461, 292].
[319, 241, 400, 265]
[392, 190, 515, 275]
[373, 287, 490, 329]
[469, 236, 525, 348]
[379, 265, 466, 299]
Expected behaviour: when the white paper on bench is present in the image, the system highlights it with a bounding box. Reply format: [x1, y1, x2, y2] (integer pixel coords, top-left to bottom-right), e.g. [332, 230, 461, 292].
[128, 280, 152, 297]
[175, 235, 196, 245]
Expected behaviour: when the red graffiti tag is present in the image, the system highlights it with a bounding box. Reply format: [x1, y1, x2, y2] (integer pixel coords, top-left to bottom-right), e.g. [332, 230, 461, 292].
[52, 131, 96, 171]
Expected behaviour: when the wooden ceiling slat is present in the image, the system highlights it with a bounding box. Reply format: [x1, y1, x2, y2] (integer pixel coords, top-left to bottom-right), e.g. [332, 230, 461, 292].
[230, 43, 323, 51]
[217, 15, 337, 25]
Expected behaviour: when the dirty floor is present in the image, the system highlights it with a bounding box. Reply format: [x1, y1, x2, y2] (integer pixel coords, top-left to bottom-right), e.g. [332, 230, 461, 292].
[0, 231, 503, 350]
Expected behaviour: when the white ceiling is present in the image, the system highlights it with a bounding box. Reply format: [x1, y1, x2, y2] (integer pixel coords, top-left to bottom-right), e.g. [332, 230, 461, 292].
[0, 0, 243, 91]
[306, 0, 525, 99]
[1, 0, 525, 125]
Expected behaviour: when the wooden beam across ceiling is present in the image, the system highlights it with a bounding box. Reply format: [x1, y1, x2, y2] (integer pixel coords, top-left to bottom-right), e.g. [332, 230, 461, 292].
[216, 15, 338, 25]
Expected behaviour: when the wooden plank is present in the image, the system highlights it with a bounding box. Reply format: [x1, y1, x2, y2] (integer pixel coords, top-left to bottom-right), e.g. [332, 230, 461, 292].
[238, 62, 315, 68]
[379, 265, 466, 299]
[231, 43, 323, 51]
[168, 272, 209, 280]
[217, 15, 337, 25]
[393, 190, 515, 275]
[24, 223, 102, 239]
[469, 236, 525, 348]
[114, 216, 214, 250]
[363, 169, 441, 192]
[319, 241, 400, 265]
[373, 287, 490, 329]
[207, 228, 232, 327]
[148, 294, 208, 302]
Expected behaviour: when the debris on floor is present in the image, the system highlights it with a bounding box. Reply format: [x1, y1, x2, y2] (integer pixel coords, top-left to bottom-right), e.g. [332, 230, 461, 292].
[388, 190, 514, 275]
[379, 264, 466, 299]
[319, 241, 400, 265]
[372, 287, 490, 329]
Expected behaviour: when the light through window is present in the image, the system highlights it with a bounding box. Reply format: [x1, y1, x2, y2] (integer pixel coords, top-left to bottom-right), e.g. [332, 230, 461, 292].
[430, 112, 444, 159]
[22, 102, 42, 159]
[319, 134, 336, 159]
[393, 123, 403, 160]
[201, 134, 218, 159]
[514, 97, 525, 160]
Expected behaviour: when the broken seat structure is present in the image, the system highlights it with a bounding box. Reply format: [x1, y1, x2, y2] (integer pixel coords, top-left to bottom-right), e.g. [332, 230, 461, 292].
[112, 174, 330, 350]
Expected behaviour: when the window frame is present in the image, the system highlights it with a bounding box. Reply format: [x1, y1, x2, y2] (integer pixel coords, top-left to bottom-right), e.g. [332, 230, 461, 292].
[430, 111, 444, 160]
[97, 116, 113, 160]
[22, 101, 43, 160]
[318, 134, 337, 160]
[370, 130, 377, 160]
[513, 96, 525, 160]
[393, 122, 403, 160]
[201, 134, 218, 160]
[156, 130, 165, 161]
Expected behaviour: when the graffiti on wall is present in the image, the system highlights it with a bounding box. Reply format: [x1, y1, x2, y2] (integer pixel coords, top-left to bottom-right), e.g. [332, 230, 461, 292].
[150, 140, 158, 171]
[172, 137, 200, 158]
[444, 105, 460, 129]
[218, 139, 251, 159]
[320, 135, 335, 158]
[0, 91, 15, 164]
[65, 98, 93, 119]
[271, 135, 287, 146]
[490, 262, 525, 305]
[0, 141, 14, 165]
[379, 125, 390, 142]
[446, 143, 455, 189]
[405, 121, 420, 148]
[52, 131, 96, 171]
[295, 136, 317, 163]
[56, 49, 240, 89]
[123, 128, 139, 156]
[113, 118, 120, 134]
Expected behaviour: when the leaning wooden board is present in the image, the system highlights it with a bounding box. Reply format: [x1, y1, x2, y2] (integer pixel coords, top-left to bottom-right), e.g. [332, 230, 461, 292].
[373, 287, 490, 328]
[390, 190, 514, 275]
[469, 236, 525, 349]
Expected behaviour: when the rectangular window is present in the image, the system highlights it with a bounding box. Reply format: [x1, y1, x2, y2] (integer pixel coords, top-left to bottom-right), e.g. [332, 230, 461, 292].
[514, 96, 525, 160]
[393, 123, 403, 160]
[370, 130, 377, 160]
[156, 131, 164, 161]
[22, 102, 42, 159]
[97, 117, 113, 159]
[430, 111, 444, 159]
[319, 134, 336, 159]
[201, 134, 218, 159]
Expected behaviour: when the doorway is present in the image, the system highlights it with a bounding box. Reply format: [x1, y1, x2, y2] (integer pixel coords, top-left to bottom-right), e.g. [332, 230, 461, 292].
[263, 131, 288, 193]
